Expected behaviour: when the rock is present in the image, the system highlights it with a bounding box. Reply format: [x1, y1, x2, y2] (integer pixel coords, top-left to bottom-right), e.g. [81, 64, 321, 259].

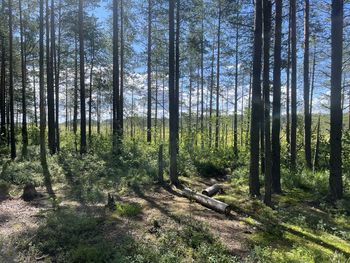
[21, 184, 39, 201]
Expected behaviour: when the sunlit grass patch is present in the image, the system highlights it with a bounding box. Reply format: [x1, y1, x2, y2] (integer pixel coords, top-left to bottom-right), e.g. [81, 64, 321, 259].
[114, 202, 142, 217]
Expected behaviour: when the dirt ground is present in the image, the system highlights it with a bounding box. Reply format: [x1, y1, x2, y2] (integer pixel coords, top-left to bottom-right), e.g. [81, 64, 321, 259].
[0, 184, 253, 262]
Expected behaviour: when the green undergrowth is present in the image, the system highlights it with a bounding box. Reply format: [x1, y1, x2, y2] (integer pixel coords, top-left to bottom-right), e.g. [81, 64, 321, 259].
[15, 209, 240, 263]
[210, 167, 350, 263]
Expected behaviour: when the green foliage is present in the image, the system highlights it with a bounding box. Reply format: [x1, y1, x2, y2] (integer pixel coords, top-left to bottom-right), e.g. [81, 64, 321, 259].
[114, 202, 142, 217]
[33, 210, 117, 263]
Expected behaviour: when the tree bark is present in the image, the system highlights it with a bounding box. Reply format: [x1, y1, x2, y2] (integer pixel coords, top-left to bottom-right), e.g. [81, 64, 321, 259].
[8, 0, 16, 159]
[290, 0, 297, 169]
[19, 0, 28, 157]
[215, 0, 221, 149]
[329, 0, 343, 200]
[263, 0, 272, 206]
[46, 0, 56, 155]
[169, 0, 179, 186]
[303, 0, 312, 168]
[79, 0, 86, 154]
[39, 0, 54, 198]
[271, 0, 282, 194]
[147, 0, 152, 143]
[249, 0, 262, 197]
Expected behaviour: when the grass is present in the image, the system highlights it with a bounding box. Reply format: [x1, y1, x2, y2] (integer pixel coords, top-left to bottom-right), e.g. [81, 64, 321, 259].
[1, 129, 350, 262]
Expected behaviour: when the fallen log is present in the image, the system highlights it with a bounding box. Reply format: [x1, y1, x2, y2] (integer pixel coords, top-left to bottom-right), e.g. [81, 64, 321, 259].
[181, 187, 231, 215]
[202, 184, 223, 197]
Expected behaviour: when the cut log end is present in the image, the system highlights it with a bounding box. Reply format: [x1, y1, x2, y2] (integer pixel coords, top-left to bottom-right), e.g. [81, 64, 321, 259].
[202, 184, 223, 197]
[182, 187, 231, 215]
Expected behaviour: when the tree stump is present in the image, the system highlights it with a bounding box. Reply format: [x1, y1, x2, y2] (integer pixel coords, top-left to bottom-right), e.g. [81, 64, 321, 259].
[22, 183, 39, 201]
[0, 182, 10, 201]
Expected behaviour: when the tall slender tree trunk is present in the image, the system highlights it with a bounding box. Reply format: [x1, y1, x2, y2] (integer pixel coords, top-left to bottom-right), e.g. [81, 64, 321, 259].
[120, 0, 124, 136]
[33, 62, 38, 127]
[313, 115, 320, 172]
[147, 0, 152, 143]
[46, 0, 56, 155]
[290, 0, 297, 169]
[19, 0, 28, 157]
[200, 7, 204, 149]
[245, 71, 252, 146]
[8, 0, 16, 159]
[271, 0, 282, 193]
[215, 0, 221, 149]
[233, 14, 239, 157]
[112, 0, 120, 151]
[79, 0, 86, 154]
[88, 25, 95, 144]
[329, 0, 343, 201]
[263, 0, 272, 206]
[55, 0, 62, 152]
[209, 43, 215, 148]
[175, 0, 180, 151]
[73, 34, 78, 151]
[249, 0, 262, 197]
[304, 0, 312, 168]
[286, 2, 291, 149]
[39, 0, 54, 198]
[310, 44, 316, 123]
[169, 0, 179, 186]
[0, 2, 6, 144]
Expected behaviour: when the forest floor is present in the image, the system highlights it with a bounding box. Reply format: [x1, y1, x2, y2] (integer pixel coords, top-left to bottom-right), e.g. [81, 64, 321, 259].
[1, 144, 350, 262]
[0, 178, 254, 262]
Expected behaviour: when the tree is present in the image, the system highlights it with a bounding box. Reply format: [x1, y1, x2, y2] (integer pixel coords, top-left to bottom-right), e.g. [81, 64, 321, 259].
[249, 0, 262, 197]
[329, 0, 343, 200]
[8, 0, 16, 160]
[19, 0, 28, 157]
[79, 0, 86, 154]
[46, 0, 56, 155]
[113, 0, 120, 151]
[147, 0, 152, 143]
[39, 0, 54, 198]
[0, 1, 6, 144]
[271, 0, 282, 193]
[262, 0, 271, 206]
[304, 0, 312, 168]
[215, 0, 221, 149]
[169, 0, 179, 186]
[290, 0, 297, 169]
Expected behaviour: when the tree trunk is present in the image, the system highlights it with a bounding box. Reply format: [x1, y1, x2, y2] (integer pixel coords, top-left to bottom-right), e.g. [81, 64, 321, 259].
[303, 0, 312, 168]
[262, 0, 272, 206]
[39, 0, 54, 198]
[169, 0, 179, 186]
[271, 0, 282, 194]
[249, 0, 262, 197]
[313, 115, 320, 172]
[233, 15, 239, 157]
[55, 0, 62, 152]
[147, 0, 152, 143]
[120, 0, 124, 137]
[329, 0, 343, 201]
[290, 0, 297, 169]
[0, 2, 6, 144]
[8, 0, 16, 159]
[113, 0, 120, 151]
[46, 0, 56, 155]
[215, 0, 221, 149]
[73, 34, 78, 151]
[33, 63, 38, 127]
[19, 0, 28, 157]
[79, 0, 86, 154]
